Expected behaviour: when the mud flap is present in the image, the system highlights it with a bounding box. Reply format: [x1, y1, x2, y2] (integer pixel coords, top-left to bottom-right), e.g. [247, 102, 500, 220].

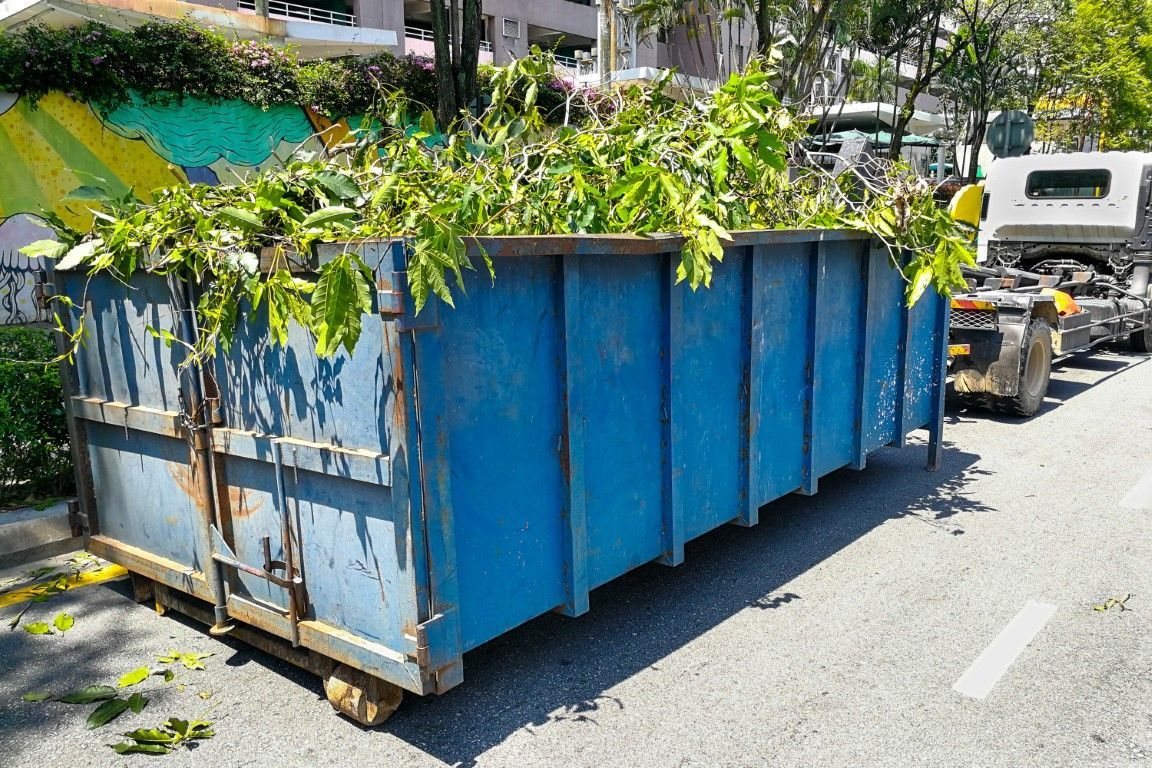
[951, 322, 1027, 398]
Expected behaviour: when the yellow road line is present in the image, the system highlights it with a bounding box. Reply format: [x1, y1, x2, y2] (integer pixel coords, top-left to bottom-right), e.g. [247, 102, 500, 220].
[0, 564, 128, 608]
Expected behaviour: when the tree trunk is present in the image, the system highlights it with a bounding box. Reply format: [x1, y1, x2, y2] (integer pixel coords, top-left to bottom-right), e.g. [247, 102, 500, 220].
[459, 0, 481, 113]
[430, 0, 483, 130]
[777, 0, 835, 101]
[967, 109, 989, 182]
[756, 0, 773, 57]
[889, 8, 962, 156]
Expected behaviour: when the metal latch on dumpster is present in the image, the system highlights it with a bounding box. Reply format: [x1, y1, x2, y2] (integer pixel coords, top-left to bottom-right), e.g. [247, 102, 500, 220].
[377, 272, 439, 331]
[409, 610, 461, 671]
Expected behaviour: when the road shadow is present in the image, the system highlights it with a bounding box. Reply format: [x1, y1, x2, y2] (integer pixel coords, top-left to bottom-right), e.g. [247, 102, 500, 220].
[375, 441, 988, 765]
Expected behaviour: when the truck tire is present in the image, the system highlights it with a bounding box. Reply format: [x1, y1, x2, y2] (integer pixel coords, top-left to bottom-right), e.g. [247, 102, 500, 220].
[994, 317, 1052, 417]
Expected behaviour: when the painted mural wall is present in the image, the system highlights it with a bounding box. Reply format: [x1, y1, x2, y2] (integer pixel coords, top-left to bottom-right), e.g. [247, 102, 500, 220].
[0, 91, 333, 325]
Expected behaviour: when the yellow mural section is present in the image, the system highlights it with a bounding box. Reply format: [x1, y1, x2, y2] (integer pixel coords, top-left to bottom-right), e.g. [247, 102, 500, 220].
[0, 93, 186, 229]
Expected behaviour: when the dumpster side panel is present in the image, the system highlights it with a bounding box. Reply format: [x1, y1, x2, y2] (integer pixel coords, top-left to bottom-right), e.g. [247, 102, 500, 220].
[429, 256, 570, 651]
[813, 240, 866, 478]
[863, 252, 905, 448]
[59, 271, 208, 573]
[208, 247, 422, 657]
[675, 247, 750, 544]
[63, 272, 186, 412]
[904, 290, 942, 431]
[85, 425, 205, 570]
[425, 233, 947, 656]
[571, 253, 667, 590]
[748, 242, 810, 501]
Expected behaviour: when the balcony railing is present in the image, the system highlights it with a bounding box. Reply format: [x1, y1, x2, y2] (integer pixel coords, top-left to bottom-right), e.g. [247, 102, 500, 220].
[237, 0, 357, 27]
[404, 25, 493, 52]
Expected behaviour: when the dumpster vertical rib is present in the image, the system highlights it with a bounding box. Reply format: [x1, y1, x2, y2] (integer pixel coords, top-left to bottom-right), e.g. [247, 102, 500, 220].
[800, 241, 824, 496]
[739, 245, 761, 526]
[892, 276, 913, 448]
[852, 242, 876, 470]
[927, 294, 950, 471]
[51, 273, 99, 534]
[661, 251, 685, 565]
[558, 253, 590, 616]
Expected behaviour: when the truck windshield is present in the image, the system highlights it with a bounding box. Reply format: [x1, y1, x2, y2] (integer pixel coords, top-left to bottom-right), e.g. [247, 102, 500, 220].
[1025, 169, 1111, 199]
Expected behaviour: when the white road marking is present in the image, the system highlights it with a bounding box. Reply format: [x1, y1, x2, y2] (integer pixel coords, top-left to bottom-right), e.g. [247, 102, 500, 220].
[953, 601, 1056, 700]
[1120, 467, 1152, 510]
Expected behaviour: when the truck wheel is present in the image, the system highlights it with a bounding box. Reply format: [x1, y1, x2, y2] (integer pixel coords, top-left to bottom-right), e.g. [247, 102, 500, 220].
[956, 392, 992, 412]
[1130, 308, 1152, 353]
[995, 317, 1052, 417]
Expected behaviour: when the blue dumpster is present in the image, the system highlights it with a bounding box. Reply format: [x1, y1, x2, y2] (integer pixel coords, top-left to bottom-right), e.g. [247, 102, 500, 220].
[54, 229, 947, 722]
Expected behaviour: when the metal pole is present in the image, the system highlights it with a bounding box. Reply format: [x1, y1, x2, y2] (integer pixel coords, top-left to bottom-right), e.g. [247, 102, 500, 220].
[172, 278, 232, 635]
[608, 0, 617, 77]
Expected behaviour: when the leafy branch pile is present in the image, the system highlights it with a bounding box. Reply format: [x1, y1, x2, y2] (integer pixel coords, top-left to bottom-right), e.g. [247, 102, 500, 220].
[28, 53, 972, 366]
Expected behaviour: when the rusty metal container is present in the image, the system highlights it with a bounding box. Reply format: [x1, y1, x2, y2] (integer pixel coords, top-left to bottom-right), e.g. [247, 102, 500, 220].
[52, 230, 947, 723]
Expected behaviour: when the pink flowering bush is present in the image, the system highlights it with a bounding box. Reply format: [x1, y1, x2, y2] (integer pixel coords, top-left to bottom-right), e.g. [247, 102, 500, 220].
[228, 39, 299, 107]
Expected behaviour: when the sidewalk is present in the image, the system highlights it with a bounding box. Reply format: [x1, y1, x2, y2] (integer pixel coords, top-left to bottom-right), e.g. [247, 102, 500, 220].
[0, 499, 85, 569]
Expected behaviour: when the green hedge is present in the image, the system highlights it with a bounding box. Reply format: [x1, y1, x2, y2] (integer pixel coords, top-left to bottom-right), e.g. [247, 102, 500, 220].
[0, 20, 583, 121]
[0, 327, 73, 508]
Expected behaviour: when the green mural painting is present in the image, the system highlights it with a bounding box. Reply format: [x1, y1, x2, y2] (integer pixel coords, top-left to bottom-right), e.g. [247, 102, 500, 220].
[0, 91, 327, 324]
[104, 94, 316, 170]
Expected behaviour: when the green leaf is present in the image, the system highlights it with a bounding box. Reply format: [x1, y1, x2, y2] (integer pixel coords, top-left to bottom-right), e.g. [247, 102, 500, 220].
[122, 728, 179, 745]
[88, 697, 132, 729]
[312, 255, 371, 357]
[907, 265, 934, 307]
[23, 622, 52, 635]
[52, 612, 74, 633]
[153, 669, 176, 683]
[164, 717, 214, 740]
[112, 742, 173, 755]
[312, 170, 361, 202]
[58, 685, 118, 704]
[216, 206, 264, 231]
[118, 667, 151, 688]
[165, 717, 191, 738]
[22, 691, 52, 702]
[157, 650, 214, 670]
[300, 206, 358, 230]
[19, 239, 68, 260]
[730, 140, 756, 176]
[63, 185, 112, 203]
[127, 692, 149, 713]
[56, 238, 104, 271]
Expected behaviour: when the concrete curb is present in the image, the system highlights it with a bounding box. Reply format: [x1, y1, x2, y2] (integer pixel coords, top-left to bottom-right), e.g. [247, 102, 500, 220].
[0, 500, 86, 569]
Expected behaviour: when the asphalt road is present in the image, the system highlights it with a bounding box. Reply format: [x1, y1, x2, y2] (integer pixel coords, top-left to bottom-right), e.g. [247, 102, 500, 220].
[2, 348, 1150, 768]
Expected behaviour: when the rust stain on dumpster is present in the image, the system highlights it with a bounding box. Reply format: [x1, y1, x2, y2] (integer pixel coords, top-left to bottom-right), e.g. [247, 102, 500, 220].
[168, 463, 207, 514]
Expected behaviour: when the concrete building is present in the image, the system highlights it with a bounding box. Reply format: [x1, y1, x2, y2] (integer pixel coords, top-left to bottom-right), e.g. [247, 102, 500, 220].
[0, 0, 726, 83]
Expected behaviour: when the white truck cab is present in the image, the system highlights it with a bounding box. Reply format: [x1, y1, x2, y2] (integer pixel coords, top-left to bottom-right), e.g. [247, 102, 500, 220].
[978, 151, 1152, 265]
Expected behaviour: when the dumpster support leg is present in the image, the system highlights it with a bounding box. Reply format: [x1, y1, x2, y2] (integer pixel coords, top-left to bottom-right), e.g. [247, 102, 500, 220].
[926, 294, 950, 472]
